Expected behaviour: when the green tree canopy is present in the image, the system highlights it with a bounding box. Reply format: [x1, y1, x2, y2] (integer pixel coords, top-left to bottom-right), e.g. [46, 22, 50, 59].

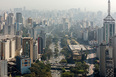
[61, 72, 74, 77]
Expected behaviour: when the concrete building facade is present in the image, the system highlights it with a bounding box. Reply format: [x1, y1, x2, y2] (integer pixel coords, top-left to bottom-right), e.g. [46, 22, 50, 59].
[99, 44, 108, 77]
[103, 0, 115, 44]
[16, 56, 31, 74]
[22, 37, 33, 63]
[0, 60, 7, 77]
[33, 41, 38, 61]
[105, 47, 114, 77]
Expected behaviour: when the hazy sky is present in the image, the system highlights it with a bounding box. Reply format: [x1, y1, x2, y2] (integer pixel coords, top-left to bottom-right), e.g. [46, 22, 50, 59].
[1, 0, 116, 12]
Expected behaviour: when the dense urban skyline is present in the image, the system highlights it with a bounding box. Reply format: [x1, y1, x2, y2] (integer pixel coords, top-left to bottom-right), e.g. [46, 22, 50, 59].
[0, 0, 116, 12]
[0, 0, 116, 77]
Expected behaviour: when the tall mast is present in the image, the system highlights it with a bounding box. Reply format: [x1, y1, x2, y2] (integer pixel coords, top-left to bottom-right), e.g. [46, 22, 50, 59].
[108, 0, 110, 16]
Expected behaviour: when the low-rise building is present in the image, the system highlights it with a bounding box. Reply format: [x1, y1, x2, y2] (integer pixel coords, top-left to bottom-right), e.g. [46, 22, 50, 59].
[16, 56, 31, 74]
[68, 45, 86, 60]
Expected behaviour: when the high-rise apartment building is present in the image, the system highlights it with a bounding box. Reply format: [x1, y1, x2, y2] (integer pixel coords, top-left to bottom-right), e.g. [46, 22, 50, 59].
[4, 13, 15, 35]
[22, 37, 33, 63]
[40, 30, 46, 49]
[15, 36, 21, 51]
[16, 12, 22, 23]
[97, 27, 103, 45]
[0, 37, 16, 60]
[33, 41, 38, 61]
[10, 39, 16, 59]
[0, 16, 3, 23]
[103, 0, 115, 44]
[0, 41, 1, 60]
[83, 29, 88, 41]
[99, 44, 114, 77]
[27, 17, 32, 25]
[3, 12, 7, 21]
[105, 47, 114, 77]
[6, 13, 14, 25]
[62, 18, 70, 31]
[0, 60, 7, 77]
[3, 24, 15, 35]
[1, 39, 10, 60]
[99, 44, 108, 77]
[15, 13, 23, 32]
[38, 37, 43, 54]
[111, 35, 116, 69]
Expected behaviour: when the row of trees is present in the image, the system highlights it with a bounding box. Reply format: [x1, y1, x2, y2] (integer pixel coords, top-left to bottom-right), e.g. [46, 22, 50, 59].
[61, 67, 74, 77]
[61, 62, 89, 77]
[41, 48, 53, 60]
[70, 62, 89, 76]
[60, 46, 73, 63]
[61, 37, 67, 48]
[94, 60, 100, 77]
[24, 61, 52, 77]
[59, 59, 67, 63]
[61, 71, 74, 77]
[54, 47, 59, 58]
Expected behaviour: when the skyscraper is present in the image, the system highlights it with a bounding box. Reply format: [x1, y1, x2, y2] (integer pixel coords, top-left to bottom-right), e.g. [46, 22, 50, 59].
[10, 39, 16, 59]
[3, 24, 15, 35]
[15, 13, 23, 32]
[6, 13, 14, 25]
[99, 43, 114, 77]
[83, 29, 88, 41]
[0, 16, 3, 23]
[33, 41, 38, 61]
[111, 35, 116, 69]
[15, 36, 21, 51]
[38, 37, 43, 54]
[99, 44, 108, 77]
[40, 30, 46, 49]
[4, 13, 15, 35]
[97, 27, 103, 45]
[103, 0, 115, 44]
[22, 37, 33, 63]
[105, 48, 114, 77]
[1, 39, 10, 60]
[0, 37, 16, 60]
[3, 12, 7, 21]
[0, 60, 7, 77]
[16, 12, 22, 23]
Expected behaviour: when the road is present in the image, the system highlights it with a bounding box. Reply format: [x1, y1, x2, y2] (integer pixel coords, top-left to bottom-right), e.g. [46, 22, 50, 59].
[58, 41, 62, 53]
[86, 47, 96, 77]
[49, 43, 55, 53]
[49, 41, 64, 64]
[51, 70, 61, 77]
[49, 41, 64, 77]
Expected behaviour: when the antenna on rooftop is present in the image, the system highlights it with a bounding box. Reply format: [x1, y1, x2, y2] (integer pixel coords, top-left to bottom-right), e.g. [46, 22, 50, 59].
[108, 0, 110, 16]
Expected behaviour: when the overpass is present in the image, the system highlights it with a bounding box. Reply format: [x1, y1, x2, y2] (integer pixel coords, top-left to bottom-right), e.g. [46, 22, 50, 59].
[51, 63, 75, 70]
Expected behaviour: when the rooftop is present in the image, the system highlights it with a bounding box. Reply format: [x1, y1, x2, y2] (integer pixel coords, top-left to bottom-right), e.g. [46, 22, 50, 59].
[73, 52, 80, 55]
[104, 15, 115, 22]
[23, 37, 33, 40]
[69, 45, 86, 51]
[0, 35, 15, 40]
[104, 0, 115, 22]
[16, 56, 31, 60]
